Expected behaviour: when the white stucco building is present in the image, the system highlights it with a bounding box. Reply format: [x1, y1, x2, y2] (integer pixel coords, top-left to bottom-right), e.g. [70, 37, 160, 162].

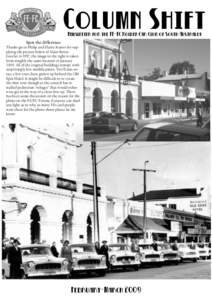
[2, 124, 109, 246]
[84, 39, 139, 119]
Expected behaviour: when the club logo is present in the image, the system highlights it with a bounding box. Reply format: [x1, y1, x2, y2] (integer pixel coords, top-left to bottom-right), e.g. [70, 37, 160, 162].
[5, 8, 56, 36]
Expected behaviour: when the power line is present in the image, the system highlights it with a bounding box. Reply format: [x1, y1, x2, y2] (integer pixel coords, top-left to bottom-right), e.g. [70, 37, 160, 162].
[97, 139, 129, 165]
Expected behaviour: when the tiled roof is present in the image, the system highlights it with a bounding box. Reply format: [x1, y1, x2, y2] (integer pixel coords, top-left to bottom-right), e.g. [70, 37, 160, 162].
[129, 188, 200, 201]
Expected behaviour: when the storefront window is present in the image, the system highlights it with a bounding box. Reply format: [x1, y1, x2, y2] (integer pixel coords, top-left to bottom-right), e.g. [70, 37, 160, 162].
[153, 103, 162, 115]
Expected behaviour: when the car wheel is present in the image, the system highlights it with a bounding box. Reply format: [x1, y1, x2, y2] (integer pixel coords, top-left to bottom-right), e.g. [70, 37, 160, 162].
[114, 125, 120, 134]
[193, 258, 197, 263]
[97, 270, 106, 277]
[132, 123, 138, 131]
[134, 265, 139, 271]
[2, 270, 7, 279]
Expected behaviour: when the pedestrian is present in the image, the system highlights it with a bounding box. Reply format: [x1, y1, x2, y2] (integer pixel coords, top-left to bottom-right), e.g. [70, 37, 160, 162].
[60, 240, 72, 272]
[152, 240, 158, 251]
[100, 240, 110, 269]
[172, 240, 178, 251]
[2, 238, 9, 260]
[196, 109, 203, 127]
[8, 239, 22, 279]
[51, 241, 59, 257]
[131, 239, 139, 253]
[94, 241, 101, 254]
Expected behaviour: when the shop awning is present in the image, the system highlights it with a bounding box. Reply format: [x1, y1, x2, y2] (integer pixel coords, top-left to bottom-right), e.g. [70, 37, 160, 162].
[115, 215, 170, 234]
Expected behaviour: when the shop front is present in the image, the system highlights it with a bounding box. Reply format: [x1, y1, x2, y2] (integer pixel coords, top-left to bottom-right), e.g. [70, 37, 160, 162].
[114, 214, 170, 244]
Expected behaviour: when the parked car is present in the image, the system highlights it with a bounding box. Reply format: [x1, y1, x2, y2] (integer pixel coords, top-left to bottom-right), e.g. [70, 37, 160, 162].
[92, 112, 138, 134]
[70, 243, 107, 276]
[177, 243, 199, 262]
[191, 243, 209, 260]
[2, 244, 70, 279]
[84, 111, 109, 130]
[108, 243, 140, 271]
[157, 243, 180, 264]
[138, 243, 163, 266]
[132, 122, 210, 141]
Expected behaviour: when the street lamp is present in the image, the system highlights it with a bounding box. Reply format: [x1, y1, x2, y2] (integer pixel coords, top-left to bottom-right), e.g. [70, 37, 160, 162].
[118, 39, 132, 112]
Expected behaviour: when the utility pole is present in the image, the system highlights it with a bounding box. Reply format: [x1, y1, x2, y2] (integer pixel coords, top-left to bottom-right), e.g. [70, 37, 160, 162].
[91, 141, 100, 243]
[132, 161, 156, 243]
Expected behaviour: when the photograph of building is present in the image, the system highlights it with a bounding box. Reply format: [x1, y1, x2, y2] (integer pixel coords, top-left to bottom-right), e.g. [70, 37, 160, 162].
[84, 39, 210, 142]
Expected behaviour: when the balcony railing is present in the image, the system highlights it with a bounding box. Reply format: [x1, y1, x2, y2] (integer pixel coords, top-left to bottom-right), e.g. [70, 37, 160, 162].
[2, 167, 7, 180]
[57, 177, 77, 192]
[19, 168, 50, 186]
[82, 183, 101, 196]
[87, 67, 105, 77]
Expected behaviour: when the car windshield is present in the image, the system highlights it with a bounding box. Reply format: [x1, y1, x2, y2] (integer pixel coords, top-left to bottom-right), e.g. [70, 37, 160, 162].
[21, 246, 52, 256]
[71, 244, 95, 253]
[139, 244, 153, 250]
[178, 244, 188, 249]
[109, 245, 129, 251]
[134, 128, 152, 141]
[158, 244, 170, 250]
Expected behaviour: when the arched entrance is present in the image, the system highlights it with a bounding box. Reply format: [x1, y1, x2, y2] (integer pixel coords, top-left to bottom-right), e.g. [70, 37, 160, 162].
[93, 88, 103, 112]
[126, 91, 133, 117]
[111, 90, 119, 112]
[30, 206, 46, 244]
[2, 210, 5, 240]
[62, 210, 73, 243]
[86, 214, 93, 244]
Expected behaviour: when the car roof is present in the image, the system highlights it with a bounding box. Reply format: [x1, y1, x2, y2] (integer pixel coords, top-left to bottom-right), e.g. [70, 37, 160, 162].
[109, 243, 128, 246]
[20, 244, 50, 248]
[143, 122, 209, 136]
[70, 243, 94, 247]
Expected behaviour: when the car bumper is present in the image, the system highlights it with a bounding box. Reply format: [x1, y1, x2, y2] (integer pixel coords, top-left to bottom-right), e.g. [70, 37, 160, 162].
[110, 261, 140, 268]
[27, 270, 70, 277]
[141, 258, 162, 263]
[72, 265, 107, 272]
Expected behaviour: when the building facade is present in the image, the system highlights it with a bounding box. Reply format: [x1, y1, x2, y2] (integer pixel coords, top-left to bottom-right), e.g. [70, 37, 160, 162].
[84, 39, 139, 118]
[2, 124, 109, 246]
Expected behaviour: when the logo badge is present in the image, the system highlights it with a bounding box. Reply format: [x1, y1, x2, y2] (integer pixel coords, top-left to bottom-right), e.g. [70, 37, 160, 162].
[6, 8, 56, 36]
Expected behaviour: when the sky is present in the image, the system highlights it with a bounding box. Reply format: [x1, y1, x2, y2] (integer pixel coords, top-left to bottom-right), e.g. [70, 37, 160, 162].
[77, 142, 211, 199]
[122, 39, 210, 77]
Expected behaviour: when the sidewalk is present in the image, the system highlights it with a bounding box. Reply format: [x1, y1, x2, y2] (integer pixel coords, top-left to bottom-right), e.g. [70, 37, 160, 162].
[136, 116, 198, 127]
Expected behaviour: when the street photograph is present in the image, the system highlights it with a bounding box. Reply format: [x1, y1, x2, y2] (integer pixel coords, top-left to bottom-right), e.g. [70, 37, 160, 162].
[1, 123, 211, 279]
[83, 39, 210, 141]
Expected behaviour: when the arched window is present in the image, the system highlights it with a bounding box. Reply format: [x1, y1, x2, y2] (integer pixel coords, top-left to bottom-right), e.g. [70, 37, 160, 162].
[126, 91, 133, 117]
[93, 88, 103, 112]
[30, 205, 47, 244]
[111, 90, 119, 112]
[27, 146, 34, 170]
[57, 155, 63, 177]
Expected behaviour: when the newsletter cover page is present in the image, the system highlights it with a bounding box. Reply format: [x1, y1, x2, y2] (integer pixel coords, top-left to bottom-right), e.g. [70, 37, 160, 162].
[0, 1, 211, 300]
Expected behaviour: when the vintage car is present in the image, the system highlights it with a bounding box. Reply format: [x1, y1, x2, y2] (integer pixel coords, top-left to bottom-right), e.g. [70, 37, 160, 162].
[157, 243, 180, 264]
[92, 112, 138, 134]
[108, 244, 140, 271]
[2, 244, 70, 279]
[70, 243, 107, 276]
[190, 243, 209, 260]
[177, 243, 199, 262]
[132, 122, 210, 141]
[138, 243, 164, 266]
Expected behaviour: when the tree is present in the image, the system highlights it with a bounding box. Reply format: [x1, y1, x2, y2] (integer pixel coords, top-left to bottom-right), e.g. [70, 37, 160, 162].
[141, 67, 163, 81]
[169, 61, 196, 75]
